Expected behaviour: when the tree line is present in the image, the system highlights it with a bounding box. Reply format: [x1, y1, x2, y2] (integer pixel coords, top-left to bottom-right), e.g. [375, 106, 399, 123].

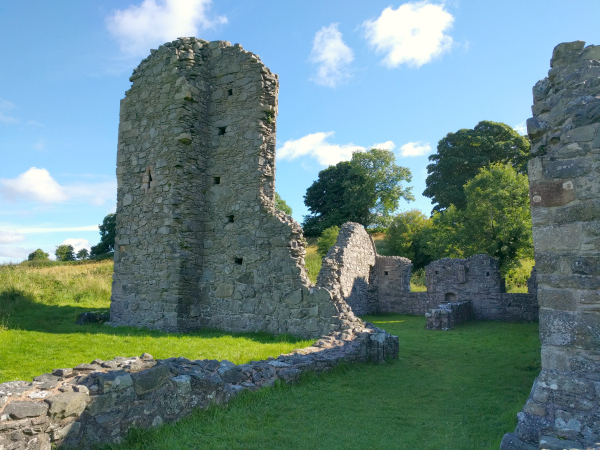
[302, 120, 532, 276]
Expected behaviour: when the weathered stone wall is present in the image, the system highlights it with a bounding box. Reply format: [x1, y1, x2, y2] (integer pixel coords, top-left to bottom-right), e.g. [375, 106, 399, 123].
[366, 254, 537, 322]
[426, 301, 472, 330]
[109, 38, 362, 338]
[0, 326, 398, 449]
[426, 254, 505, 301]
[316, 223, 377, 316]
[502, 41, 600, 449]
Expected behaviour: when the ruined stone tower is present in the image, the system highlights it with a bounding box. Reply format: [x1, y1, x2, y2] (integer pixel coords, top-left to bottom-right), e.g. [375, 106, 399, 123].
[109, 38, 361, 338]
[502, 41, 600, 449]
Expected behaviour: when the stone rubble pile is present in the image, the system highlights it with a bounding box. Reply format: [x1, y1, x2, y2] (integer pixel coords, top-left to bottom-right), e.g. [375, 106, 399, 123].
[0, 325, 398, 449]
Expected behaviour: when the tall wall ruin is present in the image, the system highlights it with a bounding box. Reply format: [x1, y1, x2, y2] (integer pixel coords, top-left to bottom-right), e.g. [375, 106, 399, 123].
[109, 38, 364, 338]
[502, 41, 600, 449]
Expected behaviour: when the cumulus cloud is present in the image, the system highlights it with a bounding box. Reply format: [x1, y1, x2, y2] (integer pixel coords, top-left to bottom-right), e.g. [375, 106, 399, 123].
[277, 132, 363, 166]
[0, 230, 25, 244]
[400, 141, 432, 157]
[61, 238, 90, 253]
[370, 141, 396, 151]
[513, 121, 527, 135]
[106, 0, 227, 57]
[363, 2, 454, 68]
[0, 167, 116, 206]
[309, 23, 354, 87]
[17, 226, 99, 234]
[278, 132, 396, 167]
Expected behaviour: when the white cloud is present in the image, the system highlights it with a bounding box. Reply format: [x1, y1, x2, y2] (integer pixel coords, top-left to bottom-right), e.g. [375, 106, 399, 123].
[0, 97, 17, 124]
[106, 0, 227, 57]
[370, 141, 396, 151]
[400, 141, 432, 157]
[513, 121, 527, 135]
[277, 132, 363, 166]
[0, 167, 116, 206]
[61, 238, 90, 253]
[278, 132, 397, 167]
[309, 23, 354, 88]
[0, 230, 25, 244]
[0, 167, 69, 203]
[363, 2, 454, 68]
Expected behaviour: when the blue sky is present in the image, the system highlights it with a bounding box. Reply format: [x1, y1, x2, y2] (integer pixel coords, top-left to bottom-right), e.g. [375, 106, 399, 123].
[0, 0, 599, 263]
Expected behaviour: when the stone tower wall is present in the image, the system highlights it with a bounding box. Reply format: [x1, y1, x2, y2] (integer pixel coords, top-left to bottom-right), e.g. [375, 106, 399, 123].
[110, 38, 361, 338]
[502, 41, 600, 449]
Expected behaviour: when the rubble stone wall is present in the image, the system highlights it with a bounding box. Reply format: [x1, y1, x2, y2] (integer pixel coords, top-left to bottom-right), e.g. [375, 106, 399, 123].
[109, 38, 362, 339]
[502, 41, 600, 449]
[0, 326, 398, 450]
[316, 223, 378, 316]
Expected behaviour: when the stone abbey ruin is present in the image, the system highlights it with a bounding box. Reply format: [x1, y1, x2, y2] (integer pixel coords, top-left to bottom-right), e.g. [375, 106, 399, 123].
[1, 38, 599, 449]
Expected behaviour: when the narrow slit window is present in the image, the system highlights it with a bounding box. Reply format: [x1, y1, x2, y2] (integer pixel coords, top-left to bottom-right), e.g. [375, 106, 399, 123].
[234, 257, 243, 265]
[384, 271, 389, 276]
[218, 127, 226, 136]
[227, 89, 233, 96]
[227, 215, 234, 223]
[214, 177, 221, 185]
[486, 272, 490, 276]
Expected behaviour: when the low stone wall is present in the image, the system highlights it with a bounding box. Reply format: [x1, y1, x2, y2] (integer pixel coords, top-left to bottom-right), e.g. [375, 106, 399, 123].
[377, 292, 537, 323]
[426, 301, 472, 330]
[0, 325, 398, 449]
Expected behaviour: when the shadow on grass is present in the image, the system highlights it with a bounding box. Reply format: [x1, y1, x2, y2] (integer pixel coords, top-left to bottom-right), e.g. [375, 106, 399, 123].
[0, 288, 305, 346]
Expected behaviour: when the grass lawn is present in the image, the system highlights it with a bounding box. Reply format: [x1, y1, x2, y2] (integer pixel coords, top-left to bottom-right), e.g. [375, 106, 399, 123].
[1, 260, 540, 449]
[111, 316, 539, 450]
[0, 261, 312, 383]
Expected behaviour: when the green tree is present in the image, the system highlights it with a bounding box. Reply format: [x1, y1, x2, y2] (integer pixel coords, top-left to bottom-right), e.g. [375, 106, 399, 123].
[55, 244, 75, 261]
[460, 163, 533, 275]
[384, 209, 432, 269]
[317, 226, 340, 257]
[90, 213, 116, 257]
[424, 121, 530, 211]
[275, 193, 292, 215]
[303, 148, 413, 236]
[28, 249, 49, 261]
[423, 163, 533, 275]
[76, 248, 90, 260]
[351, 148, 413, 223]
[303, 162, 374, 236]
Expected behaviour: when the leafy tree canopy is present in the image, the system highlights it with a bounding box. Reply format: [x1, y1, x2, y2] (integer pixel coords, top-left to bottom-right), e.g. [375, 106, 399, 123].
[90, 213, 116, 257]
[303, 162, 374, 236]
[303, 148, 413, 236]
[384, 209, 432, 269]
[28, 249, 49, 261]
[275, 193, 292, 215]
[55, 244, 75, 261]
[76, 248, 90, 260]
[424, 163, 532, 275]
[423, 121, 530, 211]
[317, 226, 340, 257]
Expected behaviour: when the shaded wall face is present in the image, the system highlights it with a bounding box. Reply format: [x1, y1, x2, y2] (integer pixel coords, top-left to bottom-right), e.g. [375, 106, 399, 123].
[527, 41, 600, 374]
[425, 255, 504, 300]
[110, 38, 348, 338]
[502, 41, 600, 448]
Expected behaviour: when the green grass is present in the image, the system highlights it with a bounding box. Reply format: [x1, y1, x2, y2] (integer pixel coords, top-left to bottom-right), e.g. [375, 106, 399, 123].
[0, 261, 312, 383]
[108, 315, 540, 450]
[1, 260, 540, 449]
[305, 244, 322, 284]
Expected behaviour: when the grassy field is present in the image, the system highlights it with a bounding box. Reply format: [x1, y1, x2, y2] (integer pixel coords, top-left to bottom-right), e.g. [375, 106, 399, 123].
[0, 261, 312, 383]
[110, 316, 539, 450]
[1, 260, 540, 449]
